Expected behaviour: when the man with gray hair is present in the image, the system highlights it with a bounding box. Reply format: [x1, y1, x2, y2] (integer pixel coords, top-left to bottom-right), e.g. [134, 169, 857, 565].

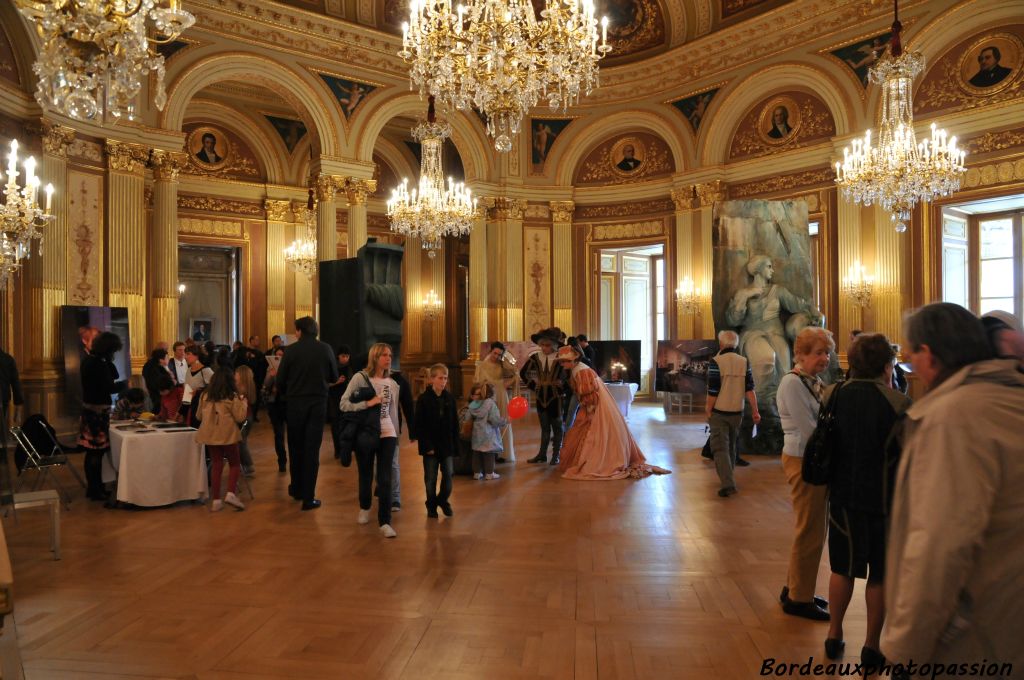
[705, 329, 761, 497]
[882, 303, 1023, 672]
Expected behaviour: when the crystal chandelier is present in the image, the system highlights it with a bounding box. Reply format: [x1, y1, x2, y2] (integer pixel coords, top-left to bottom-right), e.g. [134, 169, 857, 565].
[674, 277, 703, 316]
[1, 140, 55, 288]
[284, 189, 318, 280]
[835, 0, 965, 233]
[422, 288, 443, 321]
[841, 260, 874, 308]
[399, 0, 610, 152]
[16, 0, 195, 121]
[387, 97, 477, 259]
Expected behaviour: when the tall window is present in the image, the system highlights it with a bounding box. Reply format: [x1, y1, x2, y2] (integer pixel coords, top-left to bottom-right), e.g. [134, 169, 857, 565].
[979, 217, 1016, 314]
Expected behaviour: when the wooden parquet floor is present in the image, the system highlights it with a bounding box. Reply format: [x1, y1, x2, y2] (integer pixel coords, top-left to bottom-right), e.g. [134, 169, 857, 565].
[3, 404, 872, 680]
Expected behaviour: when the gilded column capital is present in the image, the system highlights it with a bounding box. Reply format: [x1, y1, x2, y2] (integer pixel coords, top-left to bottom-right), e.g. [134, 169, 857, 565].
[264, 199, 292, 222]
[485, 197, 527, 221]
[150, 150, 188, 181]
[344, 177, 376, 205]
[671, 186, 698, 211]
[695, 180, 728, 207]
[105, 140, 149, 174]
[549, 201, 575, 223]
[291, 199, 314, 224]
[40, 120, 76, 157]
[313, 174, 339, 201]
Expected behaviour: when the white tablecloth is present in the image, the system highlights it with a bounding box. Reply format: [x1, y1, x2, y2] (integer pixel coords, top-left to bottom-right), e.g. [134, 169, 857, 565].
[605, 383, 639, 419]
[103, 426, 208, 507]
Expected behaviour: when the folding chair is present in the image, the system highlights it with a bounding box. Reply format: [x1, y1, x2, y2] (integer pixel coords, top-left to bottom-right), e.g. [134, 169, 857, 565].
[10, 426, 85, 509]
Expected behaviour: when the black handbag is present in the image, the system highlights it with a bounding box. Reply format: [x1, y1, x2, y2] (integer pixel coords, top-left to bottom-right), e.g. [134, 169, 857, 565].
[336, 372, 379, 466]
[802, 382, 844, 486]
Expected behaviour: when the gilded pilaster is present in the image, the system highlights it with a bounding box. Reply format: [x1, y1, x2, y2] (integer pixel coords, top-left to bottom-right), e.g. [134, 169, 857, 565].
[106, 140, 149, 367]
[549, 200, 574, 332]
[873, 207, 907, 346]
[672, 186, 698, 339]
[313, 174, 339, 262]
[485, 197, 526, 341]
[264, 199, 290, 338]
[344, 177, 376, 255]
[149, 150, 187, 347]
[835, 199, 863, 353]
[695, 180, 727, 337]
[290, 201, 313, 319]
[405, 237, 423, 353]
[467, 212, 488, 357]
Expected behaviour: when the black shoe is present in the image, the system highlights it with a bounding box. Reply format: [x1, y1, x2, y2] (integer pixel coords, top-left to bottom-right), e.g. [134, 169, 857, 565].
[717, 487, 737, 497]
[278, 463, 287, 473]
[735, 457, 751, 467]
[780, 586, 829, 610]
[782, 600, 830, 621]
[824, 638, 845, 660]
[440, 503, 453, 517]
[549, 455, 560, 465]
[301, 499, 322, 511]
[495, 456, 506, 464]
[427, 506, 438, 518]
[861, 646, 886, 671]
[528, 454, 547, 463]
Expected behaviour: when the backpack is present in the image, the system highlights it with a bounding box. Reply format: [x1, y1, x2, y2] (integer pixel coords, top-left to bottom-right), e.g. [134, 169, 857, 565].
[801, 382, 844, 486]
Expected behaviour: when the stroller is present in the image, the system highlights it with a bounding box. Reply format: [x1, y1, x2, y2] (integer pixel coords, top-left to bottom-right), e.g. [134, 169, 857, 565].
[9, 414, 85, 507]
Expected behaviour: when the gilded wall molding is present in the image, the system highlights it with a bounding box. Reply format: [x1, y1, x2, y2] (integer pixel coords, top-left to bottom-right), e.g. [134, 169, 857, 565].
[671, 186, 697, 211]
[264, 199, 292, 222]
[40, 120, 76, 157]
[963, 159, 1024, 189]
[592, 220, 665, 241]
[68, 139, 105, 164]
[729, 168, 834, 198]
[549, 201, 575, 222]
[179, 217, 246, 238]
[696, 180, 728, 206]
[485, 197, 527, 221]
[577, 199, 674, 219]
[105, 140, 149, 174]
[964, 128, 1024, 156]
[150, 149, 189, 181]
[178, 194, 264, 216]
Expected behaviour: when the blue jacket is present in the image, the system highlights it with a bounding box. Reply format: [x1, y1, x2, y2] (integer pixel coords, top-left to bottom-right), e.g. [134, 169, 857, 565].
[462, 397, 506, 453]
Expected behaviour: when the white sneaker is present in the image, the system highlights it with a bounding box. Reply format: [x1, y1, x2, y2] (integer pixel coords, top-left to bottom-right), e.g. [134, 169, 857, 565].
[473, 473, 483, 480]
[485, 472, 501, 480]
[224, 491, 245, 511]
[380, 524, 397, 538]
[210, 499, 223, 512]
[357, 509, 370, 525]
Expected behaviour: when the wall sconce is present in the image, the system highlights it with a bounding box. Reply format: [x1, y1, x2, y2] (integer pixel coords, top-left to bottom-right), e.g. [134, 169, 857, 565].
[841, 260, 874, 308]
[177, 282, 186, 302]
[675, 277, 704, 315]
[422, 288, 442, 321]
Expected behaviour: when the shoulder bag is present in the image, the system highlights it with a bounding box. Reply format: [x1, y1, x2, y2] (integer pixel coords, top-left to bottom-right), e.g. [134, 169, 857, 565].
[801, 381, 843, 486]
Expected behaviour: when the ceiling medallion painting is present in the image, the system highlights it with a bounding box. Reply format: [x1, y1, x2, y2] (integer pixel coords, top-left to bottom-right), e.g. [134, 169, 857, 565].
[594, 0, 666, 63]
[183, 124, 261, 179]
[915, 27, 1024, 115]
[577, 132, 674, 185]
[729, 92, 835, 160]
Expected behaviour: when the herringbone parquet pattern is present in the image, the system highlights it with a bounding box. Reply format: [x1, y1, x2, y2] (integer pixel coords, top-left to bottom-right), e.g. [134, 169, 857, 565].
[3, 405, 870, 679]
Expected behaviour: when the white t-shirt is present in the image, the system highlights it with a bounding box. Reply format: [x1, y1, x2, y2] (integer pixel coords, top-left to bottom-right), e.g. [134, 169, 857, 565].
[370, 376, 397, 438]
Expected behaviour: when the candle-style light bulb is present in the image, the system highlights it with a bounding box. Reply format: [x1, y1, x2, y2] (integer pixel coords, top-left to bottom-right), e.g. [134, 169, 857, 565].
[44, 183, 54, 212]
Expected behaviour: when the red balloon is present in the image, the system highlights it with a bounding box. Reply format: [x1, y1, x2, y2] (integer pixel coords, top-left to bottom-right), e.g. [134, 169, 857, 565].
[507, 396, 529, 420]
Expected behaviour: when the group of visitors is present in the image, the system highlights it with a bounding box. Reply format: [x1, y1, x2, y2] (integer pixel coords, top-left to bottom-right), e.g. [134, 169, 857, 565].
[704, 303, 1024, 674]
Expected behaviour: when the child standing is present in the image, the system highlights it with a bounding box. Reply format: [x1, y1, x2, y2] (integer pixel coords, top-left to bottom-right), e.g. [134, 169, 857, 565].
[463, 382, 507, 480]
[195, 367, 248, 512]
[414, 364, 459, 518]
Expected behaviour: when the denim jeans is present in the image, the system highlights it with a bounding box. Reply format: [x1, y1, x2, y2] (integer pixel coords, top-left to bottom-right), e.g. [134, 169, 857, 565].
[422, 455, 453, 509]
[356, 435, 397, 526]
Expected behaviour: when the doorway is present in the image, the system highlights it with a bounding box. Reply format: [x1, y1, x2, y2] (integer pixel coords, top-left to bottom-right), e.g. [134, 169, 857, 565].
[178, 245, 242, 345]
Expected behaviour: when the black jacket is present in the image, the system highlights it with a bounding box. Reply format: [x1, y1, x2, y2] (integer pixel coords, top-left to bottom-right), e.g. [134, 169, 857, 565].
[414, 388, 458, 459]
[81, 355, 127, 406]
[142, 359, 169, 402]
[828, 379, 911, 514]
[0, 350, 24, 409]
[276, 337, 339, 402]
[390, 370, 417, 441]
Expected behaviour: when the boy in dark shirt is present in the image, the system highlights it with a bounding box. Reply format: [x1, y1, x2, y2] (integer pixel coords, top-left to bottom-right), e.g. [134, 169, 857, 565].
[414, 364, 458, 518]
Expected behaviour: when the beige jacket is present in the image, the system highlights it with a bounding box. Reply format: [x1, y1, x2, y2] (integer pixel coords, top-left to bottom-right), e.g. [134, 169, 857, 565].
[194, 394, 247, 445]
[882, 359, 1024, 672]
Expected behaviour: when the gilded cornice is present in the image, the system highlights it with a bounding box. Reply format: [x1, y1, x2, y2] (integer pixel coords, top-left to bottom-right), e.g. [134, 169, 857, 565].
[264, 199, 292, 221]
[179, 217, 246, 238]
[729, 168, 834, 198]
[40, 121, 76, 157]
[964, 128, 1024, 156]
[549, 201, 575, 223]
[963, 159, 1024, 190]
[106, 140, 150, 174]
[344, 177, 376, 205]
[591, 220, 665, 241]
[577, 199, 674, 219]
[150, 149, 189, 181]
[695, 180, 728, 206]
[178, 193, 264, 216]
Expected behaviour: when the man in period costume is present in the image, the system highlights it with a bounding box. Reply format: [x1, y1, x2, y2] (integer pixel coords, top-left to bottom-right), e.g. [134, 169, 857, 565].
[520, 328, 568, 465]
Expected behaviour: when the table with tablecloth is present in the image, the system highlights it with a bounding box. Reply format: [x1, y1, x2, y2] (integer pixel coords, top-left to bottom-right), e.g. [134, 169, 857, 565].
[604, 382, 639, 419]
[102, 425, 208, 507]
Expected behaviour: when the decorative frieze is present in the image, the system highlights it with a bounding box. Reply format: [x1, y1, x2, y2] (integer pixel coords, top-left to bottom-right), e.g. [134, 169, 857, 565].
[485, 197, 527, 221]
[577, 198, 674, 219]
[964, 128, 1024, 156]
[40, 121, 76, 157]
[264, 199, 292, 222]
[592, 220, 665, 241]
[549, 201, 575, 223]
[179, 217, 245, 238]
[729, 168, 834, 198]
[178, 194, 264, 216]
[963, 160, 1024, 189]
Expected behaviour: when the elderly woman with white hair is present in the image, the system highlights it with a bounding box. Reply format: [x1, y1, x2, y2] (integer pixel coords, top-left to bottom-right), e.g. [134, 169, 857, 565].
[705, 329, 761, 498]
[776, 325, 835, 621]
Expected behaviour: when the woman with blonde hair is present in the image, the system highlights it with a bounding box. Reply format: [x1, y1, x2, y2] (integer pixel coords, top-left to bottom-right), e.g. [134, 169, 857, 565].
[195, 367, 248, 511]
[235, 364, 257, 477]
[776, 325, 835, 621]
[340, 342, 402, 538]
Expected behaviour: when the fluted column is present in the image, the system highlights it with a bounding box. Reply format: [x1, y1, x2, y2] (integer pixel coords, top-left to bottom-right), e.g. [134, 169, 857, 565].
[345, 178, 376, 255]
[467, 212, 488, 357]
[106, 140, 149, 368]
[549, 200, 575, 332]
[290, 200, 313, 319]
[873, 207, 906, 344]
[264, 199, 290, 337]
[405, 237, 424, 353]
[695, 180, 727, 338]
[149, 150, 187, 347]
[24, 122, 75, 374]
[672, 186, 698, 339]
[485, 197, 526, 341]
[835, 199, 863, 353]
[314, 174, 339, 262]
